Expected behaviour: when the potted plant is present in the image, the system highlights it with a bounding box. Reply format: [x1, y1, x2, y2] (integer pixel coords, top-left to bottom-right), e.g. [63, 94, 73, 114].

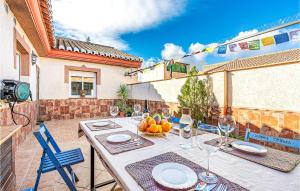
[80, 90, 86, 98]
[116, 84, 129, 117]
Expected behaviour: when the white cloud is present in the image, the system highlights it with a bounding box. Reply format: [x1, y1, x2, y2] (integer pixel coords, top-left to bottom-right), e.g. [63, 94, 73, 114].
[52, 0, 187, 50]
[161, 43, 186, 60]
[142, 57, 160, 68]
[160, 42, 212, 69]
[227, 29, 258, 42]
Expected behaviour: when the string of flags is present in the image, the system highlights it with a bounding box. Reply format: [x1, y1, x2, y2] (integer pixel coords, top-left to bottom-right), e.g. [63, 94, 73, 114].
[166, 29, 300, 65]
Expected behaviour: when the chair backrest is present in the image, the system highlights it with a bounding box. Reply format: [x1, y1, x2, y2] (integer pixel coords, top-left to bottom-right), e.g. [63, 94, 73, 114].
[197, 121, 220, 133]
[171, 116, 180, 123]
[36, 123, 62, 153]
[244, 128, 300, 149]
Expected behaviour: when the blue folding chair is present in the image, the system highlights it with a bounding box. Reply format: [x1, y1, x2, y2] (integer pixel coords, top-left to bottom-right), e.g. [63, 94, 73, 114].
[171, 116, 180, 123]
[197, 121, 219, 133]
[23, 123, 84, 191]
[244, 128, 300, 150]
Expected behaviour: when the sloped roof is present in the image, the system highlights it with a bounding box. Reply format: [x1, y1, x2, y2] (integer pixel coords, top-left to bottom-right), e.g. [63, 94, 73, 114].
[54, 37, 143, 62]
[205, 48, 300, 73]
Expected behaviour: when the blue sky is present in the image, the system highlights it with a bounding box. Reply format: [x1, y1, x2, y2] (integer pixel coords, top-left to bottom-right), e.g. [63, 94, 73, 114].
[52, 0, 300, 68]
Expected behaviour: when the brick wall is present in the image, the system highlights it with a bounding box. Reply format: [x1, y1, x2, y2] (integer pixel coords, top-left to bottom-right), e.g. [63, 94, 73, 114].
[0, 101, 37, 147]
[38, 98, 299, 152]
[39, 98, 179, 121]
[39, 99, 115, 121]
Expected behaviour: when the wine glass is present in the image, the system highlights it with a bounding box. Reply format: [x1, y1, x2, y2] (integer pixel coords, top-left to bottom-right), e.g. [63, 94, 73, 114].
[133, 104, 141, 116]
[162, 108, 171, 121]
[218, 115, 236, 150]
[197, 124, 222, 184]
[109, 106, 119, 128]
[179, 114, 193, 149]
[134, 111, 149, 145]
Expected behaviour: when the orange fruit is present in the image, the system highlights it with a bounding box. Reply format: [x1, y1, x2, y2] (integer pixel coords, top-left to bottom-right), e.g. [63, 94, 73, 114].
[148, 124, 158, 133]
[148, 119, 156, 126]
[139, 120, 148, 132]
[157, 125, 162, 133]
[162, 122, 172, 132]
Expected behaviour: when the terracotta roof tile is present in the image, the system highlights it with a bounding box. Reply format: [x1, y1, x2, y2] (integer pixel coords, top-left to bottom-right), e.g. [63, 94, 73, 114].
[205, 48, 300, 73]
[54, 37, 143, 62]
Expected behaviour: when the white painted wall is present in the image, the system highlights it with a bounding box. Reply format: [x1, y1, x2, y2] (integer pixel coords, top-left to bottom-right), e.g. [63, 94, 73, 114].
[39, 57, 137, 99]
[230, 63, 300, 112]
[0, 0, 38, 100]
[129, 73, 224, 106]
[129, 64, 300, 112]
[138, 63, 164, 82]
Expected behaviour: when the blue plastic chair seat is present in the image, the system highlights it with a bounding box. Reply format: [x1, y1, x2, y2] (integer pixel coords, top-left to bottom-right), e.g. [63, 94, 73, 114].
[42, 148, 84, 173]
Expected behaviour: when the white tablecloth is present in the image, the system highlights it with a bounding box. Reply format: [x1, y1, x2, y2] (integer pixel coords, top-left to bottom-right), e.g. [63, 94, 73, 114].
[79, 118, 300, 191]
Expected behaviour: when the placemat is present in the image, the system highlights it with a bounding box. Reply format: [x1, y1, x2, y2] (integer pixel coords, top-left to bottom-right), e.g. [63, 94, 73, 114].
[95, 130, 154, 155]
[85, 120, 122, 131]
[205, 138, 300, 172]
[125, 152, 248, 191]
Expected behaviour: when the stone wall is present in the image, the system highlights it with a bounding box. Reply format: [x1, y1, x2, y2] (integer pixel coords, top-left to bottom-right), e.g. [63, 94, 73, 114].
[39, 99, 115, 121]
[0, 101, 37, 147]
[39, 98, 179, 121]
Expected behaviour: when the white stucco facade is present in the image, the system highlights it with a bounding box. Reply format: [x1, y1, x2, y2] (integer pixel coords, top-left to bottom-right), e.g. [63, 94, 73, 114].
[39, 57, 137, 100]
[230, 63, 300, 112]
[129, 72, 225, 106]
[137, 63, 164, 82]
[129, 64, 300, 112]
[0, 0, 38, 100]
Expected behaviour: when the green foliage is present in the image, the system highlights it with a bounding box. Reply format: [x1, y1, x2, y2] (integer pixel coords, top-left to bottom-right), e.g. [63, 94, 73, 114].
[177, 66, 211, 125]
[116, 84, 129, 112]
[167, 62, 187, 73]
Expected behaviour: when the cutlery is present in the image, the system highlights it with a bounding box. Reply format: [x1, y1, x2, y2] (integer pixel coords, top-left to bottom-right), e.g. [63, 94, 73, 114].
[216, 184, 227, 191]
[113, 140, 143, 149]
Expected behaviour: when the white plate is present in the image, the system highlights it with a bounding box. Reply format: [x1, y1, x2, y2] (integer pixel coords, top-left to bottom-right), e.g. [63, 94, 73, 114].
[93, 121, 110, 127]
[152, 162, 197, 190]
[231, 141, 267, 155]
[106, 134, 131, 143]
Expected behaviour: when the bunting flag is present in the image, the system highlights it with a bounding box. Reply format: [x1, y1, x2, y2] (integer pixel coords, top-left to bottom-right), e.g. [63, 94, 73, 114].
[191, 51, 201, 55]
[248, 40, 260, 50]
[228, 44, 238, 52]
[182, 54, 191, 58]
[202, 47, 215, 53]
[217, 45, 227, 54]
[238, 42, 248, 50]
[274, 32, 289, 44]
[261, 36, 275, 46]
[289, 29, 300, 41]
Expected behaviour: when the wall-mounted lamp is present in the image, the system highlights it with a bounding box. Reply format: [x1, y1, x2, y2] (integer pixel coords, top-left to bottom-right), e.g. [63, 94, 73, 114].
[31, 51, 37, 65]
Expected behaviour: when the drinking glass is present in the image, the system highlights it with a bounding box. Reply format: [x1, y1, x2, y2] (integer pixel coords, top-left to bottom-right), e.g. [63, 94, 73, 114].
[133, 104, 141, 116]
[162, 108, 171, 121]
[109, 106, 119, 128]
[179, 114, 193, 149]
[218, 115, 236, 150]
[134, 112, 149, 145]
[197, 125, 222, 184]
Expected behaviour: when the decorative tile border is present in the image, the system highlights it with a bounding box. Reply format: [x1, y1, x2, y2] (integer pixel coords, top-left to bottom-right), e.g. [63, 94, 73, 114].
[0, 101, 37, 148]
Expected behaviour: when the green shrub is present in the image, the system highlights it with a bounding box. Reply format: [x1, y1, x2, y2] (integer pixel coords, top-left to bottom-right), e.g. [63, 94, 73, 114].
[177, 66, 211, 126]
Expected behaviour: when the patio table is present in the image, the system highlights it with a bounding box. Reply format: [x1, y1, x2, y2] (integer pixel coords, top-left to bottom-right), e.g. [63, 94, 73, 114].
[79, 117, 300, 191]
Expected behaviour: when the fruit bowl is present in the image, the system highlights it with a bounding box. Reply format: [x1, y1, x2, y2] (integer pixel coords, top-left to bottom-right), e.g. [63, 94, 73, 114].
[140, 131, 166, 137]
[138, 114, 172, 137]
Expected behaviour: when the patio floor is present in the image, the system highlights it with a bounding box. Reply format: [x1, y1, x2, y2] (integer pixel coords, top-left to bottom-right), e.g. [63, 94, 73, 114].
[15, 119, 122, 191]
